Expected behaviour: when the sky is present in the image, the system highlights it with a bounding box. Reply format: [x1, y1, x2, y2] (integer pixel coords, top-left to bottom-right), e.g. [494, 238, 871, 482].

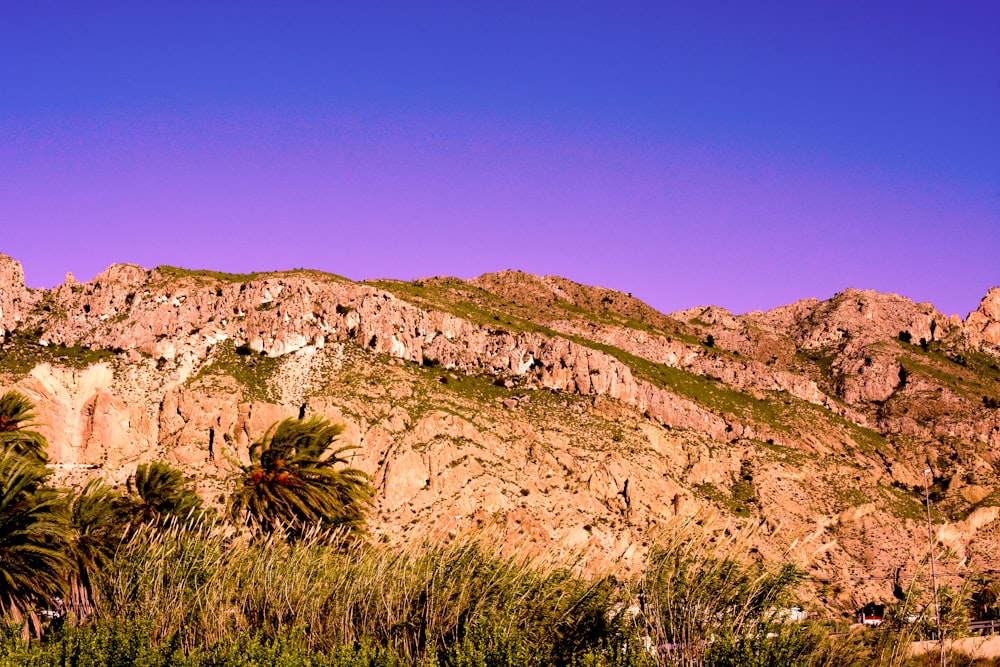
[1, 2, 998, 317]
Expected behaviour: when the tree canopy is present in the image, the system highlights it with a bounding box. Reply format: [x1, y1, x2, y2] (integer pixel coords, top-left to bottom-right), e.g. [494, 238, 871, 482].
[0, 450, 71, 632]
[0, 390, 49, 464]
[126, 461, 203, 524]
[229, 416, 373, 537]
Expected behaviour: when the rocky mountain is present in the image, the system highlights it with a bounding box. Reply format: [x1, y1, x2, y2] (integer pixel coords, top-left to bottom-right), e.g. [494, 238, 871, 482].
[1, 253, 999, 615]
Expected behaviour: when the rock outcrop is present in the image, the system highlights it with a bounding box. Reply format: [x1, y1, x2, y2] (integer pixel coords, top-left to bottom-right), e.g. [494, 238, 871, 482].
[965, 287, 1000, 348]
[0, 254, 33, 337]
[1, 258, 998, 610]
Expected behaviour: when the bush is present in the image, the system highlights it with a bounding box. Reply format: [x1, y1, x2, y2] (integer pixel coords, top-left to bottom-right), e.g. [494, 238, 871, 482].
[0, 620, 407, 667]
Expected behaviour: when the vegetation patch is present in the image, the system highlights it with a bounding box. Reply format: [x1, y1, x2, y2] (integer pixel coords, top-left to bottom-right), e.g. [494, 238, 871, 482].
[189, 340, 281, 402]
[881, 484, 944, 523]
[694, 478, 757, 517]
[899, 353, 999, 404]
[0, 330, 118, 377]
[970, 486, 1000, 510]
[754, 438, 817, 466]
[367, 277, 703, 347]
[831, 483, 869, 510]
[366, 278, 842, 440]
[153, 265, 351, 288]
[154, 265, 266, 285]
[794, 346, 842, 391]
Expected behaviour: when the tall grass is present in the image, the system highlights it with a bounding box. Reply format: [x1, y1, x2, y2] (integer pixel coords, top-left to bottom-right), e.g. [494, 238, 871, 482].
[87, 516, 643, 665]
[635, 518, 814, 667]
[5, 513, 985, 666]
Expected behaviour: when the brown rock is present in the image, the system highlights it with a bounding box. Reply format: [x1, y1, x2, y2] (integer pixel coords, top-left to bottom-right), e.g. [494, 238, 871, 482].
[964, 287, 1000, 348]
[0, 254, 32, 337]
[2, 255, 999, 610]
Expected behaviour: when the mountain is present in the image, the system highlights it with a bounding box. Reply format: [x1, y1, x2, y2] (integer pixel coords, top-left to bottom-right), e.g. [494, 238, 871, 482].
[1, 253, 999, 614]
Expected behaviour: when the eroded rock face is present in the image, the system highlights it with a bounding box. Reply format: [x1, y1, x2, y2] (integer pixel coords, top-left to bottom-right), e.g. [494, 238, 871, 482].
[748, 288, 950, 351]
[965, 287, 1000, 348]
[16, 269, 730, 438]
[0, 254, 33, 337]
[0, 259, 998, 603]
[838, 353, 903, 404]
[471, 270, 676, 332]
[550, 319, 832, 411]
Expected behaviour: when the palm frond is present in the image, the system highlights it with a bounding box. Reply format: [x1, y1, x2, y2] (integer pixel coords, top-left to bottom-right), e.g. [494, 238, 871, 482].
[230, 415, 372, 539]
[128, 461, 202, 523]
[0, 451, 71, 623]
[0, 390, 49, 464]
[67, 478, 130, 610]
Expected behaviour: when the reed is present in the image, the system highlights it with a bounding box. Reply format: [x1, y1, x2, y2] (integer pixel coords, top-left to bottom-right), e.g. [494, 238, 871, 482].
[89, 516, 639, 665]
[635, 517, 816, 667]
[7, 513, 976, 666]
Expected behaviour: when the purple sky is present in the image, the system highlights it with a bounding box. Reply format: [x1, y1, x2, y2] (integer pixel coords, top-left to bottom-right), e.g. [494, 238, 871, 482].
[1, 2, 998, 317]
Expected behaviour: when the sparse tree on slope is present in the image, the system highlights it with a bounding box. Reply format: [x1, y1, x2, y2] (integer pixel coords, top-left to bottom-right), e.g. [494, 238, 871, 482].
[971, 575, 1000, 621]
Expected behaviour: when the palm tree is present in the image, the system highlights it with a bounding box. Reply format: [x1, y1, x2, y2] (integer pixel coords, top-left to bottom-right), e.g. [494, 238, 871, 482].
[229, 416, 373, 537]
[66, 478, 130, 615]
[0, 390, 48, 464]
[0, 450, 71, 634]
[126, 461, 202, 524]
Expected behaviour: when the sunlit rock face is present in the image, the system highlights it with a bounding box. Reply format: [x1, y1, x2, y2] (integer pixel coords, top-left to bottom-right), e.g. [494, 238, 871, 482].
[1, 256, 999, 603]
[0, 255, 34, 337]
[965, 287, 1000, 349]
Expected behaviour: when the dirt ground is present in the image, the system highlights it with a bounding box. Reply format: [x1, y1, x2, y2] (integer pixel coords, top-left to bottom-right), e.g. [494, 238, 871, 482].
[911, 635, 1000, 659]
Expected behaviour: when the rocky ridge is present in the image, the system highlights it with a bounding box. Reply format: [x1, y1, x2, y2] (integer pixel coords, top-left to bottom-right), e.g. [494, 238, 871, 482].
[1, 254, 999, 614]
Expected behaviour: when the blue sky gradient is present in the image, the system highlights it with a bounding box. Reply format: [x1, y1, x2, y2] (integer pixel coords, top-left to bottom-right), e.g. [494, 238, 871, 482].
[2, 2, 997, 315]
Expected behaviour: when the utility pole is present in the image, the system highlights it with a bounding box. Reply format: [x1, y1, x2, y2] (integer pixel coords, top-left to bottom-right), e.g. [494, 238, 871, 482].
[923, 468, 946, 667]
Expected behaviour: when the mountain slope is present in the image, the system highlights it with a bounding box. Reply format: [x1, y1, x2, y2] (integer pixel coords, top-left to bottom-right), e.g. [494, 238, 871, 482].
[1, 253, 999, 614]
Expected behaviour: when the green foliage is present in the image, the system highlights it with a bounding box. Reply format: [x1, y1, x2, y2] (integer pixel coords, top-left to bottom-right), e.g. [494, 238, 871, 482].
[67, 478, 131, 611]
[190, 340, 281, 402]
[87, 517, 643, 663]
[702, 623, 827, 667]
[0, 331, 118, 377]
[937, 583, 972, 639]
[154, 266, 265, 284]
[959, 350, 1000, 384]
[893, 341, 1000, 405]
[882, 485, 936, 523]
[970, 575, 1000, 621]
[127, 462, 203, 523]
[14, 505, 993, 667]
[152, 265, 349, 287]
[692, 465, 758, 517]
[0, 390, 49, 464]
[0, 618, 659, 667]
[0, 451, 71, 633]
[366, 277, 705, 363]
[731, 463, 757, 508]
[230, 416, 373, 537]
[836, 573, 1000, 666]
[0, 619, 407, 666]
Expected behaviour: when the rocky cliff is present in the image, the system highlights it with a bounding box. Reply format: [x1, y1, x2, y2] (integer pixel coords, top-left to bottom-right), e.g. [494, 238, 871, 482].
[1, 253, 999, 614]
